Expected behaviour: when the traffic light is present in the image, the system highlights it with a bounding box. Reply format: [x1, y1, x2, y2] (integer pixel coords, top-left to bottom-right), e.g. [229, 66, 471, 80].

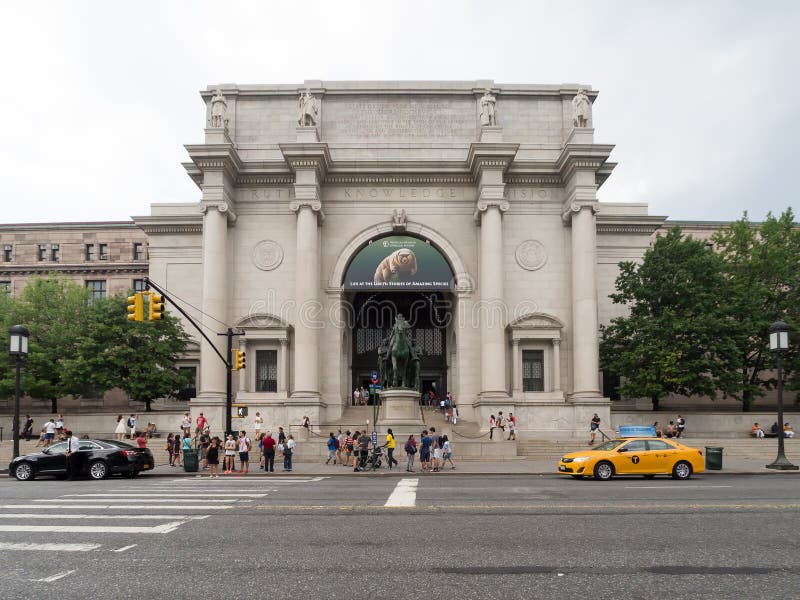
[148, 292, 163, 321]
[233, 349, 246, 371]
[127, 292, 144, 322]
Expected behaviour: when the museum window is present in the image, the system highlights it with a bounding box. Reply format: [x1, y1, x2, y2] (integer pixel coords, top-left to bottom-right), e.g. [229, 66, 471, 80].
[0, 281, 10, 295]
[51, 244, 60, 262]
[38, 244, 47, 261]
[176, 366, 197, 401]
[85, 244, 95, 261]
[602, 371, 621, 401]
[3, 245, 12, 262]
[256, 350, 278, 392]
[85, 279, 106, 301]
[133, 242, 145, 261]
[522, 350, 545, 392]
[98, 243, 109, 260]
[133, 279, 147, 293]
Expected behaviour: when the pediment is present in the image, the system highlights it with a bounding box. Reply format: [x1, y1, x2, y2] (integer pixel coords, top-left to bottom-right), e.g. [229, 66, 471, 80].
[234, 313, 290, 330]
[508, 313, 564, 330]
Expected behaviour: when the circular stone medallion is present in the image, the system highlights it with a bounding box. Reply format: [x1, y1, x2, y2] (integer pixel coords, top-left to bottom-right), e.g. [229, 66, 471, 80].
[252, 240, 283, 271]
[516, 240, 547, 271]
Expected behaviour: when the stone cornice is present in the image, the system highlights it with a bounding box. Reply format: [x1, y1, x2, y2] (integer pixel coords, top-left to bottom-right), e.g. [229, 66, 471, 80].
[237, 174, 295, 185]
[466, 142, 520, 176]
[183, 142, 244, 185]
[555, 143, 615, 182]
[278, 142, 332, 179]
[325, 174, 473, 184]
[504, 174, 562, 186]
[596, 214, 667, 235]
[0, 263, 148, 276]
[133, 214, 204, 235]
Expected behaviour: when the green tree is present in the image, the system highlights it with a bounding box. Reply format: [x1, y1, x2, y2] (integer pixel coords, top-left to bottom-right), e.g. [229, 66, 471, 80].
[0, 277, 92, 412]
[600, 227, 741, 410]
[712, 210, 800, 410]
[64, 295, 190, 412]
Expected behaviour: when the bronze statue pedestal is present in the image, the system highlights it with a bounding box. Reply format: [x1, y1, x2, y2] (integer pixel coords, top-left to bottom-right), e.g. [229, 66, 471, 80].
[378, 388, 425, 427]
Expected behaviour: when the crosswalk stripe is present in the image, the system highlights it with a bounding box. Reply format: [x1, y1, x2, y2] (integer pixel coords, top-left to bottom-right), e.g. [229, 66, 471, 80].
[60, 493, 267, 498]
[0, 514, 208, 521]
[0, 504, 231, 510]
[0, 542, 101, 552]
[0, 521, 189, 533]
[385, 478, 419, 507]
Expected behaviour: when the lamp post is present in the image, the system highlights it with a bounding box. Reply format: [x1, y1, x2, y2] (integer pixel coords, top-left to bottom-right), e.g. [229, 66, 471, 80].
[8, 325, 29, 460]
[765, 320, 798, 471]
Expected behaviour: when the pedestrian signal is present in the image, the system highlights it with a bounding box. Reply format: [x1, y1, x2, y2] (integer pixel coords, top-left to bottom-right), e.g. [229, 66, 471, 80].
[127, 292, 144, 322]
[148, 292, 163, 321]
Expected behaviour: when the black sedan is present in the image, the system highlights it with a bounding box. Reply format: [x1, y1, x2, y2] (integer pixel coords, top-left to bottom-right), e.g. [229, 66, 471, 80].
[9, 439, 154, 481]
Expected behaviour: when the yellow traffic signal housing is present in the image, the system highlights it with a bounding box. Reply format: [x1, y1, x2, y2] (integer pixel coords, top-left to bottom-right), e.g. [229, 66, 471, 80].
[148, 292, 163, 321]
[127, 292, 144, 322]
[233, 349, 246, 371]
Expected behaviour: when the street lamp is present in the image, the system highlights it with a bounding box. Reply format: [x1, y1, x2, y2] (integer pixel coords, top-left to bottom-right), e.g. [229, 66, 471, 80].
[8, 325, 29, 460]
[765, 320, 798, 471]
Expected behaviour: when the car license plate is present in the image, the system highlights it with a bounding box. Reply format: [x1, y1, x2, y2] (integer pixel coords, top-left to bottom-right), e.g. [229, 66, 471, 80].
[558, 465, 566, 471]
[143, 463, 150, 469]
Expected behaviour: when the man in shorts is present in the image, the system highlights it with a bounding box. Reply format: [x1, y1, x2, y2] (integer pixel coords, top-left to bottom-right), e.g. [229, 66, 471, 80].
[419, 430, 431, 472]
[237, 430, 251, 475]
[428, 427, 439, 472]
[44, 418, 56, 447]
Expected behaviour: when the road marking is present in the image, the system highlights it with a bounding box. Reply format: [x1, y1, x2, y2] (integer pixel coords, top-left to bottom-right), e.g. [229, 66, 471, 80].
[60, 493, 267, 498]
[0, 504, 231, 510]
[624, 485, 734, 489]
[33, 570, 76, 582]
[113, 544, 137, 553]
[0, 542, 100, 552]
[0, 514, 209, 521]
[385, 478, 419, 507]
[36, 498, 246, 504]
[0, 522, 190, 533]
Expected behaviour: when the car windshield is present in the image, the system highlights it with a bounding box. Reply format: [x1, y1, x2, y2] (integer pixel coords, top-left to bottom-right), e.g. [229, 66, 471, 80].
[593, 440, 626, 451]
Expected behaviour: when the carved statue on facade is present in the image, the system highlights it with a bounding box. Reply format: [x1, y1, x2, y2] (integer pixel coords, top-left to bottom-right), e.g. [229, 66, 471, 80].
[378, 315, 420, 390]
[391, 208, 407, 231]
[297, 88, 319, 127]
[210, 88, 228, 128]
[572, 89, 591, 128]
[479, 89, 497, 127]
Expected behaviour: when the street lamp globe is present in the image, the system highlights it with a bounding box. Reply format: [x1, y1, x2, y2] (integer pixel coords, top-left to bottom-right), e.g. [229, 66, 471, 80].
[769, 320, 789, 352]
[9, 324, 29, 356]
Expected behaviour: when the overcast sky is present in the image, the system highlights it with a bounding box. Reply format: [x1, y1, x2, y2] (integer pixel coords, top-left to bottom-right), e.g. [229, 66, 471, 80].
[1, 1, 797, 224]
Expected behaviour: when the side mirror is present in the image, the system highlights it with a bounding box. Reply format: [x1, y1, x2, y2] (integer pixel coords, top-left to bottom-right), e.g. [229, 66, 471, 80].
[617, 447, 628, 453]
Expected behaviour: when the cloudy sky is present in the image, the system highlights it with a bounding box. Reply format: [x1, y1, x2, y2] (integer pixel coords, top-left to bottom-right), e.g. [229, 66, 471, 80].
[1, 1, 797, 224]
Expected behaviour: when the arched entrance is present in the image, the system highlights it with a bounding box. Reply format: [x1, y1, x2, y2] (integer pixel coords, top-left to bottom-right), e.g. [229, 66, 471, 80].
[341, 232, 457, 405]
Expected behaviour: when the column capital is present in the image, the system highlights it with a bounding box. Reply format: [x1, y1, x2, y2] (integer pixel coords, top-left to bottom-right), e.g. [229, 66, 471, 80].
[474, 198, 510, 224]
[561, 200, 598, 224]
[552, 338, 561, 347]
[289, 198, 325, 224]
[200, 201, 238, 223]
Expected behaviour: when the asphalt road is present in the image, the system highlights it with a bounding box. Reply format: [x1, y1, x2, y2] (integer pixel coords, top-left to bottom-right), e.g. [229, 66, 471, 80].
[1, 472, 798, 599]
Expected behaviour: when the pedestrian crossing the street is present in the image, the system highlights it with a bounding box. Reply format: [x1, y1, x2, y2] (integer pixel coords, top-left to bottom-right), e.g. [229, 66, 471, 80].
[0, 476, 325, 553]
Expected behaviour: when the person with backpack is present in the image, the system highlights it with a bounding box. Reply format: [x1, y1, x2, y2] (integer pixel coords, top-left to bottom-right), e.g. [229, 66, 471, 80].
[283, 434, 295, 471]
[404, 434, 418, 472]
[326, 432, 337, 465]
[128, 414, 137, 440]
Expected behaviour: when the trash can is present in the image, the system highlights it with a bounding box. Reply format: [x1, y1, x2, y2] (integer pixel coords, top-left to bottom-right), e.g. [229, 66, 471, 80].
[183, 448, 199, 472]
[705, 446, 723, 471]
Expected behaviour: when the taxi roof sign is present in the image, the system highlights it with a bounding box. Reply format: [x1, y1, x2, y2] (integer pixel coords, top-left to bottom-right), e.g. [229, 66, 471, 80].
[618, 425, 657, 438]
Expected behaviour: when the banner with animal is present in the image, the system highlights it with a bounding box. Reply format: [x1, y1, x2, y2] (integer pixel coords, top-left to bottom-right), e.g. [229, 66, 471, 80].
[344, 235, 454, 290]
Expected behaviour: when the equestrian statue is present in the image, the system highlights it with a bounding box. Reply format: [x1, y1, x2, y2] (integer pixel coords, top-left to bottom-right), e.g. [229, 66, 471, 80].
[377, 315, 420, 390]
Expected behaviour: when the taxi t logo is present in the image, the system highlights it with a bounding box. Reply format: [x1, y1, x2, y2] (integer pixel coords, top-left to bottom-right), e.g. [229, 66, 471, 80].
[631, 455, 640, 464]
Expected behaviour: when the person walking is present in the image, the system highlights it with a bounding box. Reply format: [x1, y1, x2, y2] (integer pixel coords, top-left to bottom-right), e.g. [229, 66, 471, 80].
[441, 435, 455, 470]
[507, 413, 517, 441]
[114, 415, 127, 441]
[589, 413, 601, 445]
[206, 437, 221, 478]
[284, 434, 295, 471]
[676, 415, 686, 438]
[350, 431, 360, 469]
[128, 414, 137, 440]
[404, 434, 417, 472]
[429, 427, 440, 472]
[356, 431, 370, 471]
[238, 430, 251, 475]
[488, 415, 496, 440]
[22, 415, 34, 442]
[172, 432, 183, 466]
[419, 430, 431, 472]
[166, 433, 175, 466]
[326, 432, 337, 465]
[254, 412, 264, 439]
[262, 431, 276, 472]
[65, 430, 81, 480]
[385, 428, 398, 470]
[335, 429, 344, 465]
[199, 428, 211, 470]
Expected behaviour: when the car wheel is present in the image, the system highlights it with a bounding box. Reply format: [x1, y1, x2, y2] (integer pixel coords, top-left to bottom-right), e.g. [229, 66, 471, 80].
[593, 461, 614, 481]
[672, 461, 692, 480]
[14, 462, 35, 481]
[89, 460, 109, 480]
[643, 474, 656, 479]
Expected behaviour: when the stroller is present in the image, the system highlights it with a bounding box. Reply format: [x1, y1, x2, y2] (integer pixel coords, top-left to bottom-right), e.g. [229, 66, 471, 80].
[361, 446, 385, 471]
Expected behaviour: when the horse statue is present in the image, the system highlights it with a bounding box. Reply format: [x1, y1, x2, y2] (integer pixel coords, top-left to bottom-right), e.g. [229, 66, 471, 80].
[380, 315, 420, 389]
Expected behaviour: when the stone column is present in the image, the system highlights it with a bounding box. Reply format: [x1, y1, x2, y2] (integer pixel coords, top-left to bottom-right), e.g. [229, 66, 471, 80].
[290, 199, 322, 398]
[476, 198, 509, 396]
[197, 203, 231, 398]
[511, 338, 521, 395]
[568, 204, 601, 397]
[552, 339, 561, 392]
[279, 338, 289, 395]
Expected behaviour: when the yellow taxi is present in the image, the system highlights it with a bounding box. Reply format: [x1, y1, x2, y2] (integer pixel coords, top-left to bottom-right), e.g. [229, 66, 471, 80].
[557, 436, 705, 481]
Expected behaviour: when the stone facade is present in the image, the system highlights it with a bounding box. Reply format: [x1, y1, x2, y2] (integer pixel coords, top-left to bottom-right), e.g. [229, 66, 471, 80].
[0, 221, 149, 298]
[134, 80, 669, 438]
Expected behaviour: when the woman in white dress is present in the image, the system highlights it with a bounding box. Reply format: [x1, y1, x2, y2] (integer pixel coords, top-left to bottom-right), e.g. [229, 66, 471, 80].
[114, 414, 127, 441]
[254, 412, 264, 438]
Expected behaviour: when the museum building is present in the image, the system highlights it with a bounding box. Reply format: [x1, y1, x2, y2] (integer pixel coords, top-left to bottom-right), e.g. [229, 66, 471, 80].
[134, 81, 666, 438]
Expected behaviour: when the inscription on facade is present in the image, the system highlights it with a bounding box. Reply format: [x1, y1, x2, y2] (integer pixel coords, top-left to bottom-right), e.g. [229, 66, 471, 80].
[505, 188, 551, 200]
[339, 187, 462, 200]
[246, 188, 290, 201]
